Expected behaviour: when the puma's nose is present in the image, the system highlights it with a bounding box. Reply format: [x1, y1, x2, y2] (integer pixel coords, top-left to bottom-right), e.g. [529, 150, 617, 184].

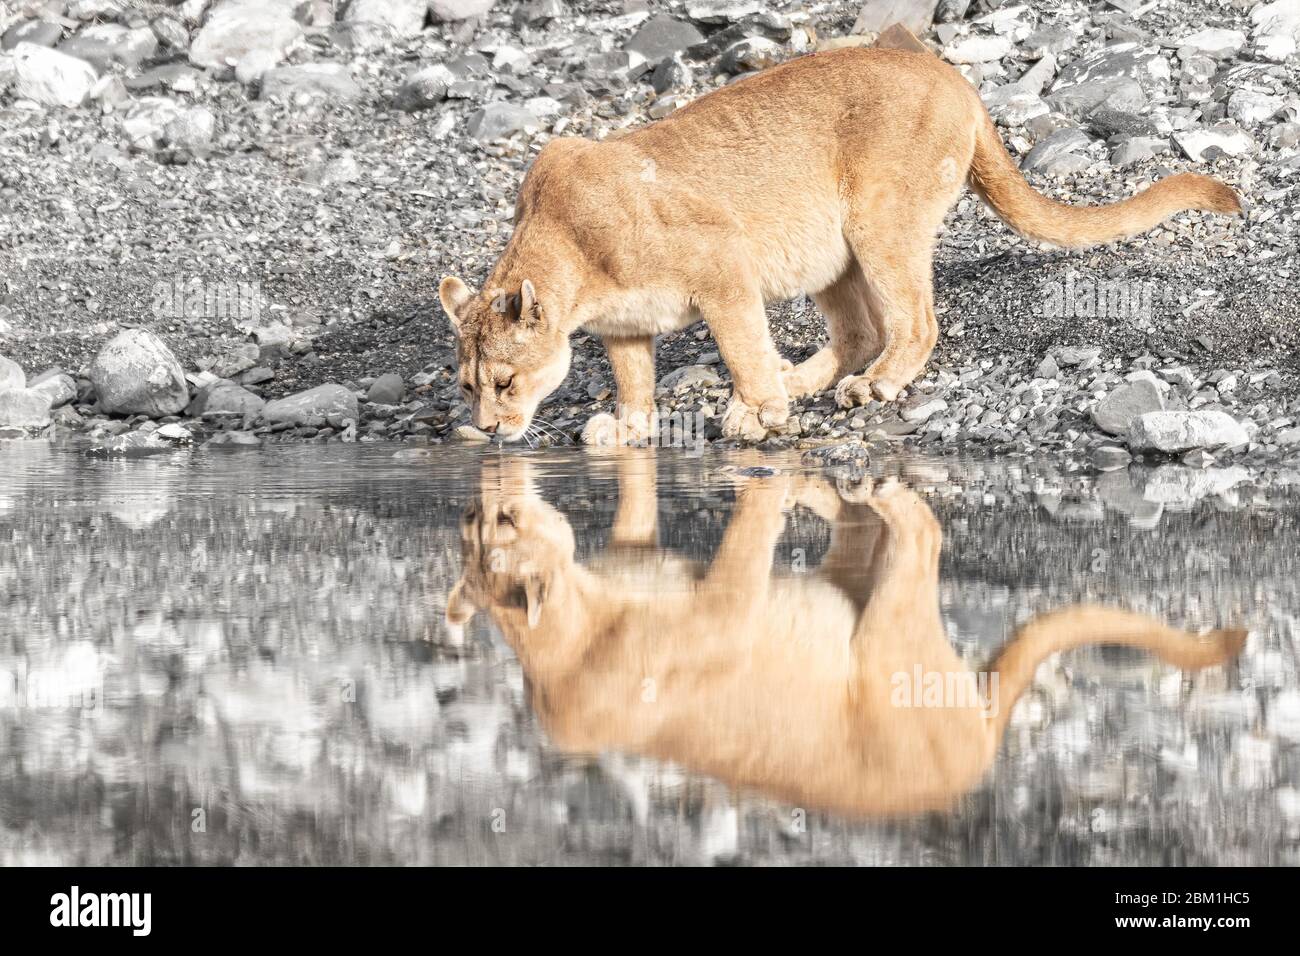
[480, 422, 498, 434]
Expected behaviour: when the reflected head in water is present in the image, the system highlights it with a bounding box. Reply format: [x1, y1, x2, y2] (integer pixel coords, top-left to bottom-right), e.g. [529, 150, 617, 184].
[446, 454, 1247, 819]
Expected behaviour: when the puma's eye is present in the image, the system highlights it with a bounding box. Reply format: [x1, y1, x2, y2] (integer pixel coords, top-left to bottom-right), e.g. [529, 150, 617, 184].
[496, 375, 514, 393]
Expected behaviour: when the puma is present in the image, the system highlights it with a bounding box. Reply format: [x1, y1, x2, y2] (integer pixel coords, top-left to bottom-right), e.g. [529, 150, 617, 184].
[446, 456, 1245, 817]
[438, 46, 1241, 446]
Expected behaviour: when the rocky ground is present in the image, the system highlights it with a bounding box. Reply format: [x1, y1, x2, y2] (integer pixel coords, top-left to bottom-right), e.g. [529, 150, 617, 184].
[0, 0, 1298, 470]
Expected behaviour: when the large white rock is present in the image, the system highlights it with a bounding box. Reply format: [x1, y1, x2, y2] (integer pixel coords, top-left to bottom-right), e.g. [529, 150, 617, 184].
[9, 41, 97, 107]
[1174, 126, 1253, 161]
[943, 35, 1012, 64]
[427, 0, 497, 21]
[0, 355, 24, 391]
[1176, 27, 1246, 59]
[89, 329, 190, 417]
[1092, 379, 1164, 436]
[1127, 410, 1249, 453]
[190, 0, 304, 70]
[347, 0, 428, 36]
[0, 388, 53, 428]
[261, 384, 358, 425]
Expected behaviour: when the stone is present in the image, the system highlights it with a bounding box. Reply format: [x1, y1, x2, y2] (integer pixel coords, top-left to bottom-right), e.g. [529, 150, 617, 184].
[1091, 445, 1131, 471]
[0, 355, 23, 391]
[852, 0, 940, 37]
[1092, 379, 1164, 436]
[718, 37, 781, 74]
[90, 329, 190, 417]
[346, 0, 428, 38]
[2, 20, 63, 51]
[651, 55, 692, 94]
[28, 370, 76, 407]
[393, 63, 454, 111]
[625, 17, 704, 62]
[0, 388, 52, 428]
[1174, 126, 1253, 162]
[466, 102, 539, 141]
[58, 25, 157, 72]
[984, 87, 1049, 126]
[1126, 410, 1249, 453]
[900, 397, 948, 422]
[9, 42, 97, 107]
[186, 381, 266, 417]
[943, 35, 1011, 64]
[190, 0, 304, 71]
[205, 430, 262, 447]
[1021, 127, 1092, 172]
[660, 364, 722, 390]
[260, 64, 361, 102]
[1048, 77, 1146, 118]
[122, 97, 214, 150]
[1111, 135, 1167, 167]
[428, 0, 496, 21]
[1176, 28, 1246, 60]
[367, 373, 405, 405]
[1227, 90, 1283, 127]
[261, 384, 358, 426]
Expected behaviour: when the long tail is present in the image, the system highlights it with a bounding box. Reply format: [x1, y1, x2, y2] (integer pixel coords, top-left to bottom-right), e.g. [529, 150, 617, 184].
[966, 102, 1241, 248]
[984, 604, 1246, 737]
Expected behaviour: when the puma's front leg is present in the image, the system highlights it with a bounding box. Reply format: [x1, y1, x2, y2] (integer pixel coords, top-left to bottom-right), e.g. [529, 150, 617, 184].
[582, 335, 656, 446]
[703, 292, 789, 441]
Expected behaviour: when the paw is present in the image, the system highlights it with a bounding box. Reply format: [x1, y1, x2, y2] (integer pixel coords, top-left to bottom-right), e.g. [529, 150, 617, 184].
[834, 374, 901, 408]
[581, 413, 621, 446]
[720, 396, 788, 441]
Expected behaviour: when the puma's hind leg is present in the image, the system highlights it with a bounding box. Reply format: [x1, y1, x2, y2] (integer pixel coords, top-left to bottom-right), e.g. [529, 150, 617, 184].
[781, 266, 881, 400]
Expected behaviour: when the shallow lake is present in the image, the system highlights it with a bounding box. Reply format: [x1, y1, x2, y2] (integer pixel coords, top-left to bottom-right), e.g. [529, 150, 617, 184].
[0, 440, 1296, 865]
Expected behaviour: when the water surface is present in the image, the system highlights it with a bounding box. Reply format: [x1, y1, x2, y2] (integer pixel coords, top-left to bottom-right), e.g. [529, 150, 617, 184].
[1, 440, 1296, 865]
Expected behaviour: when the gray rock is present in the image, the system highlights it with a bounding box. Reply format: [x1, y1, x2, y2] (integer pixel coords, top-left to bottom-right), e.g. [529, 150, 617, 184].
[186, 381, 266, 417]
[121, 97, 215, 150]
[718, 37, 781, 75]
[3, 20, 63, 51]
[367, 373, 405, 405]
[1174, 126, 1253, 161]
[651, 54, 692, 94]
[1227, 90, 1283, 126]
[661, 364, 722, 390]
[901, 396, 948, 422]
[428, 0, 496, 21]
[90, 329, 190, 417]
[984, 86, 1048, 126]
[1110, 135, 1167, 167]
[393, 63, 453, 110]
[346, 0, 428, 38]
[0, 388, 52, 428]
[260, 64, 361, 102]
[189, 0, 304, 71]
[1048, 77, 1146, 118]
[9, 42, 97, 107]
[944, 35, 1012, 64]
[1127, 410, 1249, 453]
[58, 25, 157, 72]
[0, 355, 23, 391]
[261, 384, 358, 426]
[1092, 379, 1164, 436]
[466, 102, 539, 141]
[28, 370, 76, 408]
[205, 429, 263, 447]
[687, 2, 763, 25]
[1021, 127, 1092, 171]
[852, 0, 940, 37]
[1051, 42, 1164, 92]
[1176, 28, 1246, 60]
[625, 17, 704, 62]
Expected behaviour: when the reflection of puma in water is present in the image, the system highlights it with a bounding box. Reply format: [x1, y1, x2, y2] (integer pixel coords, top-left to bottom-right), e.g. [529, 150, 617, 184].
[447, 456, 1246, 818]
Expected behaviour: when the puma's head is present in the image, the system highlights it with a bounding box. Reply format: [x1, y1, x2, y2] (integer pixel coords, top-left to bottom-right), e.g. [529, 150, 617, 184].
[445, 462, 576, 634]
[439, 275, 571, 441]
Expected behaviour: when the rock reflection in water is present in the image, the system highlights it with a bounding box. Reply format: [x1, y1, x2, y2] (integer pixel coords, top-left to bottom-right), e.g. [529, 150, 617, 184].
[0, 440, 1296, 865]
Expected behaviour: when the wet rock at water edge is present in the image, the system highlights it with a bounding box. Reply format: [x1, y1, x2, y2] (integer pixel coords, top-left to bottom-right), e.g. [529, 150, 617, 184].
[186, 381, 266, 418]
[89, 329, 191, 418]
[0, 388, 53, 429]
[1092, 380, 1164, 436]
[28, 370, 77, 408]
[261, 384, 358, 427]
[1127, 410, 1250, 454]
[367, 373, 405, 406]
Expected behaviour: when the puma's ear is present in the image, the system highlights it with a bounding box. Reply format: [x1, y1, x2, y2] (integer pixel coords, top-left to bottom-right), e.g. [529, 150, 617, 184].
[517, 278, 547, 329]
[439, 276, 473, 330]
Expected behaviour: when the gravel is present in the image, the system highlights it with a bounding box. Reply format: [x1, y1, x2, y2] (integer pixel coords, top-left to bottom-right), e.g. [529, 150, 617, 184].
[0, 0, 1296, 467]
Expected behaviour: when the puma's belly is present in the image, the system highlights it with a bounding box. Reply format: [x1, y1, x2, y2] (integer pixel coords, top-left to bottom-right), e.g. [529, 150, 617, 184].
[582, 288, 701, 338]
